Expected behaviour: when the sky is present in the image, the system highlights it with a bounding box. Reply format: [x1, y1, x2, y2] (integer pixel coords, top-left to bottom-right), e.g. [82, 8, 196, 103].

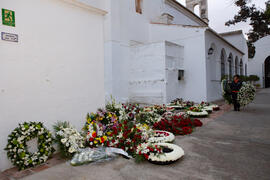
[177, 0, 267, 37]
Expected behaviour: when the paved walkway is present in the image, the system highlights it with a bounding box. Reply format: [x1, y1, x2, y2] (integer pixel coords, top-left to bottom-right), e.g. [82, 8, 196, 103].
[16, 89, 270, 179]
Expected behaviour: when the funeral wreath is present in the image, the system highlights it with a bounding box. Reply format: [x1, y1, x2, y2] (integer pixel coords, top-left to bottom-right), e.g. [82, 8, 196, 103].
[5, 122, 54, 170]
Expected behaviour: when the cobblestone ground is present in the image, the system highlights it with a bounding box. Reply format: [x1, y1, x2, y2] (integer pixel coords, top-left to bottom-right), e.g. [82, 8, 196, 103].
[2, 89, 270, 180]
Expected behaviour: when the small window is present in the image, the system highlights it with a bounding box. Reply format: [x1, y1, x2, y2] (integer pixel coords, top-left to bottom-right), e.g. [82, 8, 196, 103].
[135, 0, 143, 14]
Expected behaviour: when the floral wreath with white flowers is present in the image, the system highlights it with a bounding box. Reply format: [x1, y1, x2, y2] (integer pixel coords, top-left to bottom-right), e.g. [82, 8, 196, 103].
[5, 122, 55, 170]
[147, 143, 184, 165]
[186, 106, 208, 117]
[237, 82, 256, 107]
[136, 142, 184, 164]
[148, 131, 175, 143]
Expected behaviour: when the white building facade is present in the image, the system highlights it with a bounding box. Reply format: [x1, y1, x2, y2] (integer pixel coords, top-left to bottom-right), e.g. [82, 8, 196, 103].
[0, 0, 106, 170]
[248, 35, 270, 88]
[104, 0, 248, 104]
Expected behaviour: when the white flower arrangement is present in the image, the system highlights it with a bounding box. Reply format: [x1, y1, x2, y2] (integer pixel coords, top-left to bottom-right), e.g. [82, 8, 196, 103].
[186, 110, 208, 117]
[208, 104, 220, 111]
[71, 150, 95, 166]
[136, 123, 153, 141]
[54, 122, 84, 158]
[136, 111, 162, 126]
[202, 106, 213, 113]
[166, 105, 184, 109]
[237, 82, 256, 107]
[148, 143, 184, 163]
[148, 131, 175, 143]
[136, 142, 152, 155]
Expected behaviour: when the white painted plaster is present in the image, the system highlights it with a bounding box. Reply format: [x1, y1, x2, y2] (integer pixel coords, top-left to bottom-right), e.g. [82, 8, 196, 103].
[205, 30, 245, 101]
[248, 35, 270, 87]
[0, 0, 105, 170]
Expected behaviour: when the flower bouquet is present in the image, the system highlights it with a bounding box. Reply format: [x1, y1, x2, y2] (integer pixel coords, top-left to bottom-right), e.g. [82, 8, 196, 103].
[119, 103, 141, 121]
[200, 101, 220, 111]
[84, 113, 111, 147]
[143, 105, 167, 116]
[54, 121, 85, 158]
[70, 147, 131, 166]
[135, 111, 162, 126]
[168, 98, 195, 109]
[237, 82, 256, 107]
[221, 79, 233, 104]
[106, 120, 147, 156]
[153, 113, 203, 135]
[186, 106, 208, 117]
[167, 98, 185, 109]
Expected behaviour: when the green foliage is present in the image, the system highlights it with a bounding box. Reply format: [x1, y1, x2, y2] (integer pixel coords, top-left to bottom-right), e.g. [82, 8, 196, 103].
[240, 75, 260, 82]
[223, 92, 233, 104]
[105, 96, 121, 116]
[248, 75, 260, 82]
[221, 79, 233, 104]
[239, 75, 249, 82]
[221, 75, 232, 81]
[53, 121, 70, 132]
[134, 154, 146, 163]
[226, 0, 270, 58]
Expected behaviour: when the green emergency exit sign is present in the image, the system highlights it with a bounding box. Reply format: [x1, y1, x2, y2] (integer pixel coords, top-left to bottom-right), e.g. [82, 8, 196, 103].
[2, 8, 15, 27]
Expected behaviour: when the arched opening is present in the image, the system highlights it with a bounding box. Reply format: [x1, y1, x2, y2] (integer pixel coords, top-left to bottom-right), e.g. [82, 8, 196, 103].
[228, 53, 233, 79]
[265, 56, 270, 88]
[240, 59, 243, 75]
[235, 57, 239, 75]
[194, 4, 200, 16]
[220, 49, 226, 79]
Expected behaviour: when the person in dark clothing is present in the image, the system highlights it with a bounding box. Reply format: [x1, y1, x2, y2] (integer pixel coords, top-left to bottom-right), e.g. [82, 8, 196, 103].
[230, 75, 243, 111]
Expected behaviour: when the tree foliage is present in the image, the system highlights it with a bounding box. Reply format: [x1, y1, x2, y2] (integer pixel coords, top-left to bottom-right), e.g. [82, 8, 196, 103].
[226, 0, 270, 58]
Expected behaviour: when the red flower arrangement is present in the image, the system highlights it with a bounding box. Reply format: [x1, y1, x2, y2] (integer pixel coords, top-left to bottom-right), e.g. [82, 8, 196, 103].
[193, 119, 203, 127]
[106, 120, 145, 156]
[153, 114, 203, 135]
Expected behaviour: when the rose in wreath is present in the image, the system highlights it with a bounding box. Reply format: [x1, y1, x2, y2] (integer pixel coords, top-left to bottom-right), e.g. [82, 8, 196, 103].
[193, 119, 203, 127]
[5, 122, 55, 170]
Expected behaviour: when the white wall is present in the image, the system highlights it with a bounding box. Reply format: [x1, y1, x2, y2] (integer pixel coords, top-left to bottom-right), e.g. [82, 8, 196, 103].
[129, 42, 166, 104]
[163, 3, 202, 26]
[0, 0, 105, 170]
[204, 30, 244, 101]
[165, 41, 184, 103]
[222, 33, 249, 75]
[248, 35, 270, 87]
[104, 0, 206, 102]
[129, 41, 184, 105]
[149, 24, 207, 102]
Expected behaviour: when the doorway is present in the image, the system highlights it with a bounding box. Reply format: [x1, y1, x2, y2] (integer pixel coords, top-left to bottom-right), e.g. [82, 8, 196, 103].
[265, 56, 270, 88]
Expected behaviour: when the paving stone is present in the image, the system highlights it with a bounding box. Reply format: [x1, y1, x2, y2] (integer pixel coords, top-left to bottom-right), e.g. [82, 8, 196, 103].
[11, 170, 32, 179]
[31, 165, 49, 173]
[0, 173, 10, 180]
[2, 167, 19, 177]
